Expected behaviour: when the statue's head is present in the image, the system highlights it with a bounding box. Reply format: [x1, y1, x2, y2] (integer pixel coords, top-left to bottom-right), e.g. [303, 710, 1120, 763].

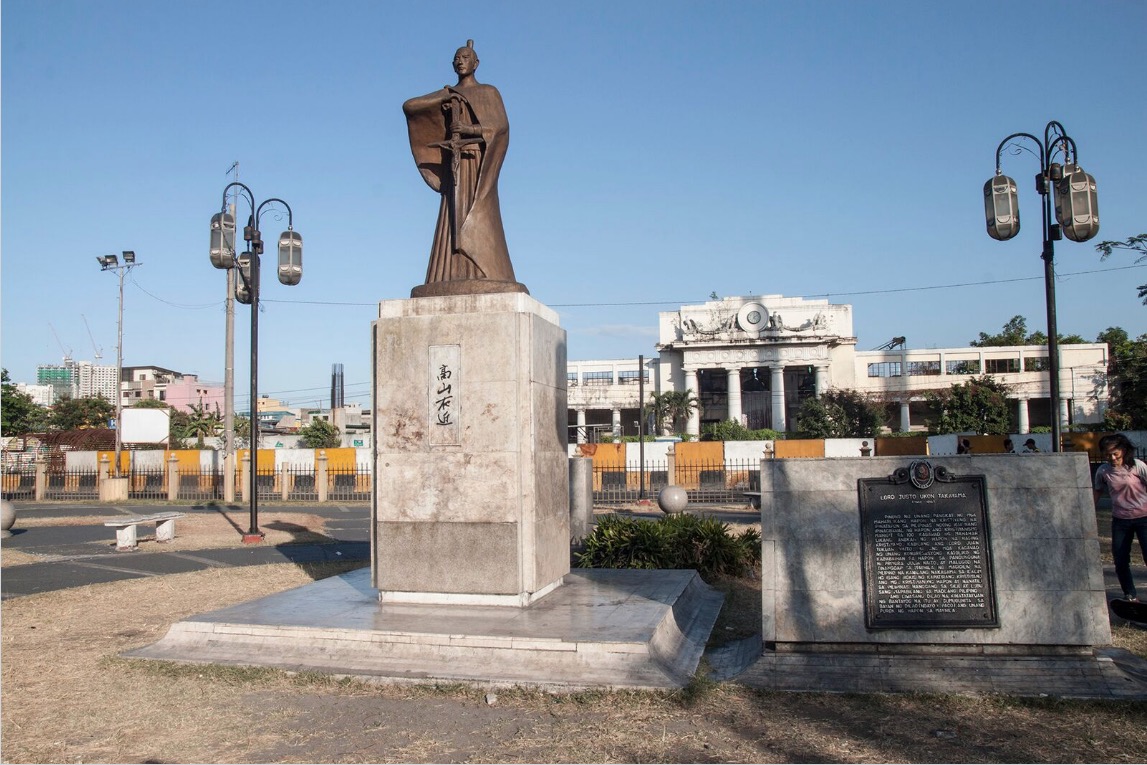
[453, 40, 478, 76]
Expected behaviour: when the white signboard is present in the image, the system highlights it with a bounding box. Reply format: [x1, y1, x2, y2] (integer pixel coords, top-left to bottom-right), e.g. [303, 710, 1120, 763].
[122, 407, 170, 444]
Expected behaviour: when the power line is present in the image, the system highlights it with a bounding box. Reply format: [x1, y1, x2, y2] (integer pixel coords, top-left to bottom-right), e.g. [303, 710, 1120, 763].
[129, 272, 223, 310]
[128, 264, 1144, 312]
[812, 265, 1147, 300]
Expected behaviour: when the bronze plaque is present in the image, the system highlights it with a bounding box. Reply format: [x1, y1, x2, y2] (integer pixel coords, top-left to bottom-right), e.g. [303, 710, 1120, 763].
[858, 461, 998, 630]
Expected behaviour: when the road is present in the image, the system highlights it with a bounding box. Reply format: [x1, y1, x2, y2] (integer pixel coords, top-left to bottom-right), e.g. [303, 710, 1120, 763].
[1, 502, 371, 599]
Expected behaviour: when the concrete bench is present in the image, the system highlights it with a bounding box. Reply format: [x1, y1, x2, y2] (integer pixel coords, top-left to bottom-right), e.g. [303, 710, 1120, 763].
[103, 511, 186, 551]
[743, 491, 762, 509]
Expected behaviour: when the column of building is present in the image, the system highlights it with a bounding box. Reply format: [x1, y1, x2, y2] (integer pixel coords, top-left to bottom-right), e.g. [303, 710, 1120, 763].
[1016, 396, 1029, 435]
[770, 366, 786, 432]
[726, 367, 742, 426]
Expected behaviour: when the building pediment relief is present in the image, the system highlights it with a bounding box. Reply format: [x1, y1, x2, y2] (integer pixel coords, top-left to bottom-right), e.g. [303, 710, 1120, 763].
[669, 301, 841, 346]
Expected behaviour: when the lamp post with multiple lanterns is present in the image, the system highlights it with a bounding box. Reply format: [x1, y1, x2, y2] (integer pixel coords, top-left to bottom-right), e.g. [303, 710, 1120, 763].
[210, 183, 302, 542]
[95, 250, 140, 477]
[984, 120, 1099, 452]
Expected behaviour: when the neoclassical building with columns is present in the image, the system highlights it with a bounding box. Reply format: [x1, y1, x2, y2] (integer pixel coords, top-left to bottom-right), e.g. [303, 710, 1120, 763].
[566, 294, 1109, 443]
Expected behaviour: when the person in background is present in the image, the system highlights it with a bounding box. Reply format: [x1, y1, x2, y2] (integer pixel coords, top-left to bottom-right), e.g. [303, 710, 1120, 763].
[1022, 438, 1041, 453]
[1093, 433, 1147, 603]
[1004, 438, 1015, 453]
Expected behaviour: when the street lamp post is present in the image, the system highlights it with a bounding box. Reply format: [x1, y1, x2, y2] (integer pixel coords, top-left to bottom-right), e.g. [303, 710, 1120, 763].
[96, 250, 140, 477]
[210, 182, 302, 542]
[984, 120, 1099, 452]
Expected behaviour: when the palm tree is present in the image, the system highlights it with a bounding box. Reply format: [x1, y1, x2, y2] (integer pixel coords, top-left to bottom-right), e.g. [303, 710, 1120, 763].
[180, 402, 222, 449]
[648, 389, 700, 435]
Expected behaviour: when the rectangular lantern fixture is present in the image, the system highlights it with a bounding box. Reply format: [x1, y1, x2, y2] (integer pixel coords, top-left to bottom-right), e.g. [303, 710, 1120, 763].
[1054, 164, 1100, 242]
[210, 212, 237, 269]
[277, 230, 302, 286]
[235, 252, 253, 304]
[984, 173, 1020, 241]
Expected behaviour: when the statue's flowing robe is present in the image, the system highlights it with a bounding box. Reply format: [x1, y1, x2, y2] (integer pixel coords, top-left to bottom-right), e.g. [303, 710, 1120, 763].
[403, 82, 517, 286]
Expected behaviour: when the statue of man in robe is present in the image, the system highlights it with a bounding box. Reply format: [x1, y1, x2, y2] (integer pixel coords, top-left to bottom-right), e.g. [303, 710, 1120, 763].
[403, 40, 528, 298]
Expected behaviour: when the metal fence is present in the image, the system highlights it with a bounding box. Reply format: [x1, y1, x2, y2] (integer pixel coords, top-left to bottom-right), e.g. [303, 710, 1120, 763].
[1, 467, 37, 500]
[43, 469, 100, 501]
[329, 464, 372, 501]
[129, 468, 169, 501]
[592, 459, 760, 505]
[5, 460, 759, 506]
[1, 464, 374, 503]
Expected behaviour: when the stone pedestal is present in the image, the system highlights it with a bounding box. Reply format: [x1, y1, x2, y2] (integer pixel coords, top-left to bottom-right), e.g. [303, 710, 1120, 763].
[99, 476, 129, 503]
[372, 293, 569, 606]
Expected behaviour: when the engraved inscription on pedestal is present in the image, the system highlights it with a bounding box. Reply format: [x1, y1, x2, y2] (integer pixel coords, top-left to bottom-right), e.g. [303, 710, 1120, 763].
[858, 461, 998, 630]
[428, 344, 460, 446]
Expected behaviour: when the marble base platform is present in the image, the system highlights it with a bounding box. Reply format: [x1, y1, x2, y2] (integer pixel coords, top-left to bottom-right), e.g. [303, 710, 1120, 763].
[124, 568, 724, 690]
[732, 646, 1147, 699]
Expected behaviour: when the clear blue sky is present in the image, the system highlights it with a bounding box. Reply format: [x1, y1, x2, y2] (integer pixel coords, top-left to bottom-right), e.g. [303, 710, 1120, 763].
[3, 0, 1145, 410]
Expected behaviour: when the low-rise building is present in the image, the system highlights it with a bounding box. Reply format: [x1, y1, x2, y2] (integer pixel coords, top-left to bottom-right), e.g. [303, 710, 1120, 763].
[567, 295, 1108, 442]
[121, 365, 223, 414]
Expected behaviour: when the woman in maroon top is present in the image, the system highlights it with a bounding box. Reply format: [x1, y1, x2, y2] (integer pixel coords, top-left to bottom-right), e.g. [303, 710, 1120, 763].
[1094, 434, 1147, 602]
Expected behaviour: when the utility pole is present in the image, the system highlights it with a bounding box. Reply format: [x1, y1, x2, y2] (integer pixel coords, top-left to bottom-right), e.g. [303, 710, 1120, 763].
[223, 162, 239, 503]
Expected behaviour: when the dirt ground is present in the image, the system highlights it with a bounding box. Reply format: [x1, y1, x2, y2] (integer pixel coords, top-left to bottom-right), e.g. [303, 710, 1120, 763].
[2, 560, 1146, 764]
[3, 506, 1146, 763]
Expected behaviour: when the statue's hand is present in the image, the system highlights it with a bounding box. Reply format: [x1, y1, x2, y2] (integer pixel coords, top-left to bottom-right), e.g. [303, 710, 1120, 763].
[451, 122, 478, 138]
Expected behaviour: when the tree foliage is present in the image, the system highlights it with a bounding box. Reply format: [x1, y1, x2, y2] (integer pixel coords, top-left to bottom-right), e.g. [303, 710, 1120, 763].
[51, 395, 115, 431]
[796, 389, 886, 438]
[174, 402, 222, 449]
[298, 418, 342, 449]
[1095, 233, 1147, 304]
[647, 389, 699, 435]
[233, 416, 252, 450]
[1098, 327, 1147, 430]
[924, 376, 1012, 435]
[970, 315, 1084, 347]
[1, 369, 45, 436]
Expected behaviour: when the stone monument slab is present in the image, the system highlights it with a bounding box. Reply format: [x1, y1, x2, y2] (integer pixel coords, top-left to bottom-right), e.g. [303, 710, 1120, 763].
[372, 292, 569, 606]
[759, 454, 1110, 648]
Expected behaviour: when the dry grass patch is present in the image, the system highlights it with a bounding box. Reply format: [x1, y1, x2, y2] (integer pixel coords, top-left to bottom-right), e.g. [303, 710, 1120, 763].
[4, 563, 1147, 763]
[0, 548, 43, 567]
[2, 562, 363, 764]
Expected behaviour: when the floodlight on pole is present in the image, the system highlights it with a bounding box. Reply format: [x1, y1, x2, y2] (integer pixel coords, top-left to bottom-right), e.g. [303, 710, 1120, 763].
[97, 250, 141, 477]
[984, 120, 1099, 452]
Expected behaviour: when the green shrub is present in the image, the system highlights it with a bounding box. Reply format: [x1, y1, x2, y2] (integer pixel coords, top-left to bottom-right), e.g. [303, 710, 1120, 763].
[700, 420, 785, 442]
[576, 513, 760, 581]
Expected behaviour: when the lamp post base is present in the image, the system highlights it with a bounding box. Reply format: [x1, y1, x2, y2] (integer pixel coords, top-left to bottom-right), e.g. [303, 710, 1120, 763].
[242, 532, 265, 544]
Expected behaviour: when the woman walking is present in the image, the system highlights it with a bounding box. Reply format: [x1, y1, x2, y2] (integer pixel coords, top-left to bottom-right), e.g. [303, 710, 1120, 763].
[1094, 434, 1147, 602]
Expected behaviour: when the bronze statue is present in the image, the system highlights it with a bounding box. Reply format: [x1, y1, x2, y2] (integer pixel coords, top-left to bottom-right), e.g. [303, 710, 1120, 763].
[403, 40, 527, 298]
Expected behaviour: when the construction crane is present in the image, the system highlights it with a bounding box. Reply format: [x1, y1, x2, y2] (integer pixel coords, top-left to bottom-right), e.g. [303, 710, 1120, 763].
[82, 314, 103, 361]
[872, 336, 906, 351]
[48, 322, 73, 363]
